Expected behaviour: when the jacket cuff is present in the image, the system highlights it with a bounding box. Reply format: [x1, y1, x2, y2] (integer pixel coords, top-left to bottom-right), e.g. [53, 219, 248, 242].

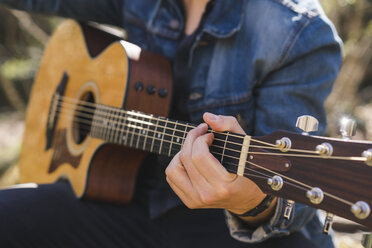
[225, 198, 316, 243]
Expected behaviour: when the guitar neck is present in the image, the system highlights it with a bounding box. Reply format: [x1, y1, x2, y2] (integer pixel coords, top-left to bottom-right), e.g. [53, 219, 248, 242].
[89, 103, 246, 168]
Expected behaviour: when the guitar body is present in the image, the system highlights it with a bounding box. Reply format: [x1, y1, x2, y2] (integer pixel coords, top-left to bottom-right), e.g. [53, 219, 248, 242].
[19, 20, 172, 204]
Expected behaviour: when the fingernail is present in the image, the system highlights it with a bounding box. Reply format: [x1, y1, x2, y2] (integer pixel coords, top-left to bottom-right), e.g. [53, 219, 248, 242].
[197, 123, 207, 129]
[204, 112, 217, 121]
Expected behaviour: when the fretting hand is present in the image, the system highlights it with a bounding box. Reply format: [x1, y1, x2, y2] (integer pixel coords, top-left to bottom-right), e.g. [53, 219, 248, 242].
[165, 112, 276, 224]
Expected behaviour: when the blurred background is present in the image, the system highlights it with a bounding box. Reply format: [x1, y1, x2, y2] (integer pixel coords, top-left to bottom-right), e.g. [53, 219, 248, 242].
[0, 1, 371, 247]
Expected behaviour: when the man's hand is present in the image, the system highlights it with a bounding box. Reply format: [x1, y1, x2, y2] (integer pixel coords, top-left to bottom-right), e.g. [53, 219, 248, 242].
[165, 112, 276, 224]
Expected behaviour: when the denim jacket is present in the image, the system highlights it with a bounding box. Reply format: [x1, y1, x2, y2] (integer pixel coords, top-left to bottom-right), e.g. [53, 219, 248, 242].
[1, 0, 342, 247]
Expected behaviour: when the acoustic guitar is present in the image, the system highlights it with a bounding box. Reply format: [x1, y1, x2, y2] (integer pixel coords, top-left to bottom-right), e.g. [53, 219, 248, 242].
[19, 20, 372, 232]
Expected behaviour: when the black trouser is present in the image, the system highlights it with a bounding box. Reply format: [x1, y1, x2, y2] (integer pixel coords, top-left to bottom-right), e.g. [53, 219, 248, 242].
[0, 182, 317, 248]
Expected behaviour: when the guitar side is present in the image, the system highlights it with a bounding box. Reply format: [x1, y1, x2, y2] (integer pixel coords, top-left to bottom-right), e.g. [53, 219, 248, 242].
[19, 20, 172, 204]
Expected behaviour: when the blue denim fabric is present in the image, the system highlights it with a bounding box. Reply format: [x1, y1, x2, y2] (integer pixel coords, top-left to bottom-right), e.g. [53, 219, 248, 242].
[0, 0, 342, 247]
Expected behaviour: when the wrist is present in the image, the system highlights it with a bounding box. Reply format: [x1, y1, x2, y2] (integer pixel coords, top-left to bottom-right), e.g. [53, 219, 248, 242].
[230, 194, 275, 217]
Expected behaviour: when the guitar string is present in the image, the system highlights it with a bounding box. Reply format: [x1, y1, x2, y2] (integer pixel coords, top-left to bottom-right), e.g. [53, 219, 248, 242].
[56, 96, 372, 157]
[53, 109, 358, 208]
[54, 97, 361, 157]
[62, 112, 365, 165]
[58, 96, 369, 160]
[229, 164, 355, 209]
[54, 104, 368, 162]
[227, 160, 355, 207]
[56, 95, 278, 147]
[54, 101, 278, 150]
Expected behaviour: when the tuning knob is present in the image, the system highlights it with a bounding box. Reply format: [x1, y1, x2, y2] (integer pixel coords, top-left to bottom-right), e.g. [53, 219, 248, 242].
[351, 201, 370, 219]
[296, 115, 319, 135]
[340, 117, 356, 140]
[267, 175, 283, 191]
[306, 187, 324, 204]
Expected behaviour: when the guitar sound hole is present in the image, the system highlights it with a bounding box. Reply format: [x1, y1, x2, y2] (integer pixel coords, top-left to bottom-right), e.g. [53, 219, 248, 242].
[72, 91, 95, 144]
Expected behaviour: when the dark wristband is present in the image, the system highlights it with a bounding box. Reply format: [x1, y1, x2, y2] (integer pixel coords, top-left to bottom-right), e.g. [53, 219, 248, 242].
[233, 195, 275, 217]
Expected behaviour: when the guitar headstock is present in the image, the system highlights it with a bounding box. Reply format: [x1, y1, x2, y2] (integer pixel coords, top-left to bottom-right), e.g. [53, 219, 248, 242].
[242, 116, 372, 232]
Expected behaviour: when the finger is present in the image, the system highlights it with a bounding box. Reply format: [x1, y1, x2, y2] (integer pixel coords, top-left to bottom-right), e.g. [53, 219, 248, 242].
[192, 133, 236, 184]
[165, 152, 194, 188]
[166, 177, 199, 209]
[179, 123, 208, 182]
[203, 112, 246, 135]
[165, 153, 201, 208]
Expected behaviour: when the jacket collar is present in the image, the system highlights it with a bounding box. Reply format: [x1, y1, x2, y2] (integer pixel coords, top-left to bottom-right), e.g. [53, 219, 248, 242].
[167, 0, 245, 38]
[203, 0, 245, 38]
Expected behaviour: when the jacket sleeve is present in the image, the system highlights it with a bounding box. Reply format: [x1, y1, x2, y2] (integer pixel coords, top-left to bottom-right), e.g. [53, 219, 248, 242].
[226, 13, 342, 244]
[0, 0, 124, 26]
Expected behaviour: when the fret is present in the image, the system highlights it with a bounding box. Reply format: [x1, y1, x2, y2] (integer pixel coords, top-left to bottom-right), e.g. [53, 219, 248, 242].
[155, 118, 166, 154]
[168, 121, 178, 157]
[136, 115, 146, 149]
[132, 115, 141, 148]
[102, 106, 110, 141]
[158, 120, 172, 156]
[108, 107, 116, 143]
[169, 122, 191, 157]
[113, 108, 121, 144]
[127, 112, 135, 147]
[221, 132, 229, 164]
[158, 120, 169, 155]
[122, 111, 130, 146]
[142, 114, 152, 151]
[109, 107, 117, 143]
[210, 133, 224, 162]
[116, 109, 125, 145]
[101, 106, 108, 141]
[151, 117, 162, 153]
[147, 116, 158, 153]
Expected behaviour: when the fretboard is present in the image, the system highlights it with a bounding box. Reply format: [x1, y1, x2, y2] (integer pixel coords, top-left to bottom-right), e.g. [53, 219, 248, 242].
[89, 104, 245, 173]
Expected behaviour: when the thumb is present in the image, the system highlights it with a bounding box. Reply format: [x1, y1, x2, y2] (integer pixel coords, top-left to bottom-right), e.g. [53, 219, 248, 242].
[203, 112, 246, 135]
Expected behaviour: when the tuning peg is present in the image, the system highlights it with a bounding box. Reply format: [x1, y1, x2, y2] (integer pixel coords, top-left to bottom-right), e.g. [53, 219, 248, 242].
[306, 187, 324, 204]
[362, 149, 372, 166]
[296, 115, 319, 135]
[351, 201, 370, 219]
[323, 212, 334, 235]
[340, 117, 356, 140]
[284, 200, 295, 219]
[267, 175, 283, 191]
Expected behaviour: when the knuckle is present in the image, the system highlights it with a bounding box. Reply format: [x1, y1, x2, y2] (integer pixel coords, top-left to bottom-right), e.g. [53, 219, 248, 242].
[179, 151, 188, 164]
[217, 185, 231, 200]
[191, 151, 204, 165]
[186, 128, 197, 138]
[200, 192, 216, 206]
[226, 115, 238, 124]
